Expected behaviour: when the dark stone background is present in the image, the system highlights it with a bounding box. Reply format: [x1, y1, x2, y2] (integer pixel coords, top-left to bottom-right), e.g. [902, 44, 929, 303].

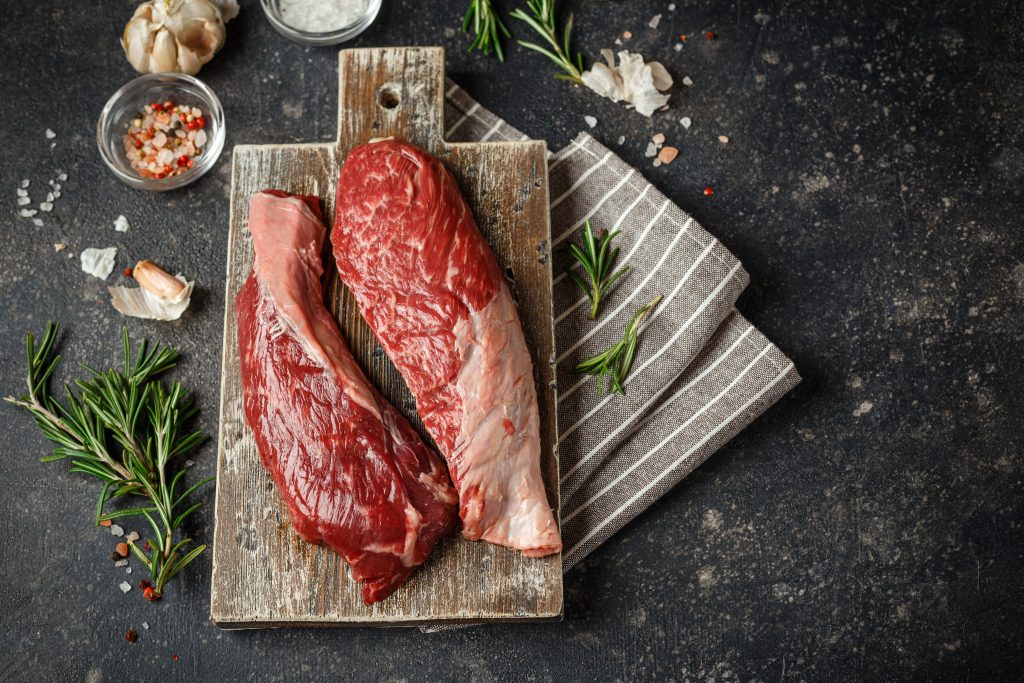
[1, 0, 1022, 680]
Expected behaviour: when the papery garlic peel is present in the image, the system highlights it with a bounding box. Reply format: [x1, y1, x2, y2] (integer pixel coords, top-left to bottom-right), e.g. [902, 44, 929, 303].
[134, 260, 186, 300]
[122, 0, 232, 75]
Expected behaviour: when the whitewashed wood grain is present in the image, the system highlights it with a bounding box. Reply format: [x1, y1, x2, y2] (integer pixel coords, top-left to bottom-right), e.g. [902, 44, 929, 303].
[210, 47, 561, 627]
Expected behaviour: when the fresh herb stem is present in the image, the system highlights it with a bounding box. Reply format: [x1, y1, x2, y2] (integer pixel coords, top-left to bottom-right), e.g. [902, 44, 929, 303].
[4, 323, 211, 599]
[566, 219, 630, 321]
[463, 0, 512, 62]
[510, 0, 585, 85]
[576, 295, 663, 395]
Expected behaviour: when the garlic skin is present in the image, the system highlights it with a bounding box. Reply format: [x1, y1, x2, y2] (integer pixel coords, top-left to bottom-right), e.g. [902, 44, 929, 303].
[122, 0, 231, 75]
[581, 50, 674, 117]
[109, 260, 194, 321]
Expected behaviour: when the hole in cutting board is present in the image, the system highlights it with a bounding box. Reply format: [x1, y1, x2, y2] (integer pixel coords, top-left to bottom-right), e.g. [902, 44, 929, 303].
[378, 87, 400, 110]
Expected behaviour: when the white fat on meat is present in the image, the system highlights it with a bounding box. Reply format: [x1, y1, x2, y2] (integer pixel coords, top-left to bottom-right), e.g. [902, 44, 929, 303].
[452, 284, 562, 557]
[248, 192, 380, 419]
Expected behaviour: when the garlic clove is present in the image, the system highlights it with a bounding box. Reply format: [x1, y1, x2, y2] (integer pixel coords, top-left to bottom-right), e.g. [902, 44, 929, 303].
[150, 28, 182, 73]
[134, 260, 187, 300]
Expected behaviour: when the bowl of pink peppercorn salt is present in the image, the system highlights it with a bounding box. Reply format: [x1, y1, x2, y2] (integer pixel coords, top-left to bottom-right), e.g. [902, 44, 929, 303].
[97, 73, 225, 191]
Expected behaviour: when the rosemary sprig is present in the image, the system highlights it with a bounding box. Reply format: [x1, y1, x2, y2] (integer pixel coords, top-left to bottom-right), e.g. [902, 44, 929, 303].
[463, 0, 512, 62]
[576, 295, 663, 395]
[4, 323, 211, 599]
[510, 0, 585, 85]
[566, 219, 630, 321]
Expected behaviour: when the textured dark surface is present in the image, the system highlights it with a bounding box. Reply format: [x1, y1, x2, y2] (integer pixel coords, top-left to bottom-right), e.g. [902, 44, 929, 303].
[1, 0, 1022, 680]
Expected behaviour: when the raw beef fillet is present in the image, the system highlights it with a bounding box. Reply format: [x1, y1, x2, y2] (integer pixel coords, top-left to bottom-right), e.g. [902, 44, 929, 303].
[237, 189, 458, 604]
[332, 140, 562, 557]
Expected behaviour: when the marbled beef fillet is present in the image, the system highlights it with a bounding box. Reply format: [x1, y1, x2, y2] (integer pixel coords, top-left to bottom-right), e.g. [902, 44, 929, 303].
[332, 140, 562, 557]
[237, 190, 458, 604]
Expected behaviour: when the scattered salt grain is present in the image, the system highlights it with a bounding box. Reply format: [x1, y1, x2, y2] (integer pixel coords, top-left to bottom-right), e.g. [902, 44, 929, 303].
[680, 116, 692, 129]
[17, 197, 30, 206]
[52, 191, 60, 199]
[649, 14, 662, 29]
[653, 159, 662, 168]
[142, 622, 150, 630]
[16, 188, 27, 197]
[50, 143, 56, 149]
[45, 129, 56, 139]
[718, 135, 730, 143]
[277, 0, 370, 32]
[614, 38, 622, 46]
[644, 142, 658, 157]
[20, 179, 29, 188]
[668, 3, 676, 9]
[114, 215, 131, 233]
[110, 523, 124, 537]
[652, 133, 666, 145]
[126, 531, 140, 543]
[39, 202, 53, 212]
[46, 192, 54, 202]
[617, 136, 626, 145]
[584, 115, 598, 129]
[114, 559, 129, 567]
[185, 459, 195, 468]
[657, 146, 679, 164]
[57, 173, 67, 181]
[126, 567, 132, 574]
[54, 243, 66, 252]
[32, 218, 43, 227]
[119, 581, 132, 593]
[19, 208, 37, 217]
[682, 76, 694, 87]
[674, 43, 683, 52]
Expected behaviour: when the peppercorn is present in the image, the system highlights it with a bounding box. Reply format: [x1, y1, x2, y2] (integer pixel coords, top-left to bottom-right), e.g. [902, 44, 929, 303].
[115, 542, 129, 557]
[680, 34, 687, 42]
[125, 628, 138, 642]
[138, 580, 151, 590]
[143, 586, 159, 601]
[705, 31, 716, 40]
[703, 186, 715, 196]
[123, 267, 134, 278]
[99, 519, 113, 527]
[195, 116, 206, 129]
[110, 551, 122, 561]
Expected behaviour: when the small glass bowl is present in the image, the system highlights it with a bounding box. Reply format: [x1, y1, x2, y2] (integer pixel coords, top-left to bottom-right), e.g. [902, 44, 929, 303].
[260, 0, 382, 46]
[97, 73, 225, 191]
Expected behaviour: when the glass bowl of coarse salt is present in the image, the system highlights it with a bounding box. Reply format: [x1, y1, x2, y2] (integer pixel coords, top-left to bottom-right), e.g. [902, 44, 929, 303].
[260, 0, 382, 45]
[97, 73, 225, 191]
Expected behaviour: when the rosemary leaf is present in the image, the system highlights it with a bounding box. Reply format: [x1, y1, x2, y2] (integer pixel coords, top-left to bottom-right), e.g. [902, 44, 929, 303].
[576, 295, 664, 395]
[510, 0, 585, 85]
[565, 219, 630, 320]
[463, 0, 512, 62]
[4, 322, 209, 600]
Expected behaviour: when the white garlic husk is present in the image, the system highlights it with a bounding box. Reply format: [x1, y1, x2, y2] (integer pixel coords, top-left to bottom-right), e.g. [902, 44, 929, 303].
[122, 0, 236, 76]
[581, 50, 674, 117]
[108, 260, 194, 321]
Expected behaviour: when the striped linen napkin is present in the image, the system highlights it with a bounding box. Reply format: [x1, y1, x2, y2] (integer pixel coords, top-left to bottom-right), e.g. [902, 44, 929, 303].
[443, 81, 801, 576]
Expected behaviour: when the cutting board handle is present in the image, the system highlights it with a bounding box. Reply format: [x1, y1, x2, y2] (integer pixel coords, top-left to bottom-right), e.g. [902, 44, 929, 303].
[336, 47, 446, 155]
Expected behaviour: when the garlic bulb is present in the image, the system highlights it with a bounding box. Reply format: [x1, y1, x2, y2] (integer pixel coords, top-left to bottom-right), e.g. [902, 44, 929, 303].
[122, 0, 236, 75]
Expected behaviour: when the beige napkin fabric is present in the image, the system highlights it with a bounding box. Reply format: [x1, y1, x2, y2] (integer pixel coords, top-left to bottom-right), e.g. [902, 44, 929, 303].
[444, 81, 800, 574]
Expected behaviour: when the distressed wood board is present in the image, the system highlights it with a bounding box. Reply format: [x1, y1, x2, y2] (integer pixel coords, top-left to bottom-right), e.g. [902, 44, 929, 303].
[210, 47, 562, 627]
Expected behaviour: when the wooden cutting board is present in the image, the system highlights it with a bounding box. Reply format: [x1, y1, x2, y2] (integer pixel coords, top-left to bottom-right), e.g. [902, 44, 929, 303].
[210, 47, 562, 627]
